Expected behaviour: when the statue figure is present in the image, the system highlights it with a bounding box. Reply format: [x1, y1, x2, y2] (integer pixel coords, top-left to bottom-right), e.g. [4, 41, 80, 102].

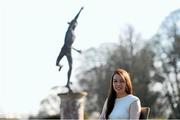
[56, 7, 83, 92]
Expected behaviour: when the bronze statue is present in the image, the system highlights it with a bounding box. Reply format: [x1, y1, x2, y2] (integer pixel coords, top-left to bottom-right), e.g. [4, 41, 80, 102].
[56, 7, 83, 92]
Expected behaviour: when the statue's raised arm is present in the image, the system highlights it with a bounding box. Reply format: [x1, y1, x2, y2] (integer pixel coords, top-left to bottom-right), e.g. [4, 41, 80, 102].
[69, 7, 84, 24]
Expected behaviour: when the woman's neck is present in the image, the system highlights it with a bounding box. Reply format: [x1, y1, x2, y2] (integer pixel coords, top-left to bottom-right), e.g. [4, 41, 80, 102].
[116, 92, 128, 98]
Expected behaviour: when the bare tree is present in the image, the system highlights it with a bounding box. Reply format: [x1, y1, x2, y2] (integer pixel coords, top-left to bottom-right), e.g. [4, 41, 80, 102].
[152, 9, 180, 118]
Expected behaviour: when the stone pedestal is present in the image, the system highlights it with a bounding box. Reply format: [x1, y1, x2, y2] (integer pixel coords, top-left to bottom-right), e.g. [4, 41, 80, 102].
[58, 92, 87, 119]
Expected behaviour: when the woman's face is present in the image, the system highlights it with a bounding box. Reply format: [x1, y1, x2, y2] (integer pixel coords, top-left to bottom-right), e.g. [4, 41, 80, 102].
[112, 74, 126, 96]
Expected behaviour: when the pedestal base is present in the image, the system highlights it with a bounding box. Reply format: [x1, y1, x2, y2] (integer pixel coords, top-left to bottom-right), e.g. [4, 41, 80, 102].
[57, 91, 87, 119]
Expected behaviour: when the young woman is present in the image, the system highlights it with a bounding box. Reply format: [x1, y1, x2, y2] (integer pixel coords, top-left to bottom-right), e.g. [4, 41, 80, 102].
[99, 68, 141, 119]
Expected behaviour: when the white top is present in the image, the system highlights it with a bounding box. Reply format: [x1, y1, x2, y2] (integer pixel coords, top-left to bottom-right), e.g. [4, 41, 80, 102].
[99, 94, 141, 119]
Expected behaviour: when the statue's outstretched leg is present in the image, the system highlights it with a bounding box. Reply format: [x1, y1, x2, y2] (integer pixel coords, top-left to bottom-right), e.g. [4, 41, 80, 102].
[66, 54, 72, 92]
[56, 48, 65, 71]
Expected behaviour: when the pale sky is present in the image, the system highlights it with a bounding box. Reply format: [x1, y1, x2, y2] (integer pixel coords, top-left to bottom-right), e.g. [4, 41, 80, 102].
[0, 0, 180, 115]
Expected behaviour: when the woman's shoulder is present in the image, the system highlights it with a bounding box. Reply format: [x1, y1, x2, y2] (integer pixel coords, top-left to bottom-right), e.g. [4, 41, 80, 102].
[126, 94, 140, 102]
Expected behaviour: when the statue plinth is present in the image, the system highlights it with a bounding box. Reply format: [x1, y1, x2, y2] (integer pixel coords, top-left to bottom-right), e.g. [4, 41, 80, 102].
[58, 91, 87, 119]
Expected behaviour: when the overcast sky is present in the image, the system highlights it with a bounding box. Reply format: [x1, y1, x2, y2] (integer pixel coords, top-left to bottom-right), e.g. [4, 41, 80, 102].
[0, 0, 180, 115]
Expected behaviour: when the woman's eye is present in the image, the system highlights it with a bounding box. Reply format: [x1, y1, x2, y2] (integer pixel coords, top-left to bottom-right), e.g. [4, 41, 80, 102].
[113, 80, 117, 82]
